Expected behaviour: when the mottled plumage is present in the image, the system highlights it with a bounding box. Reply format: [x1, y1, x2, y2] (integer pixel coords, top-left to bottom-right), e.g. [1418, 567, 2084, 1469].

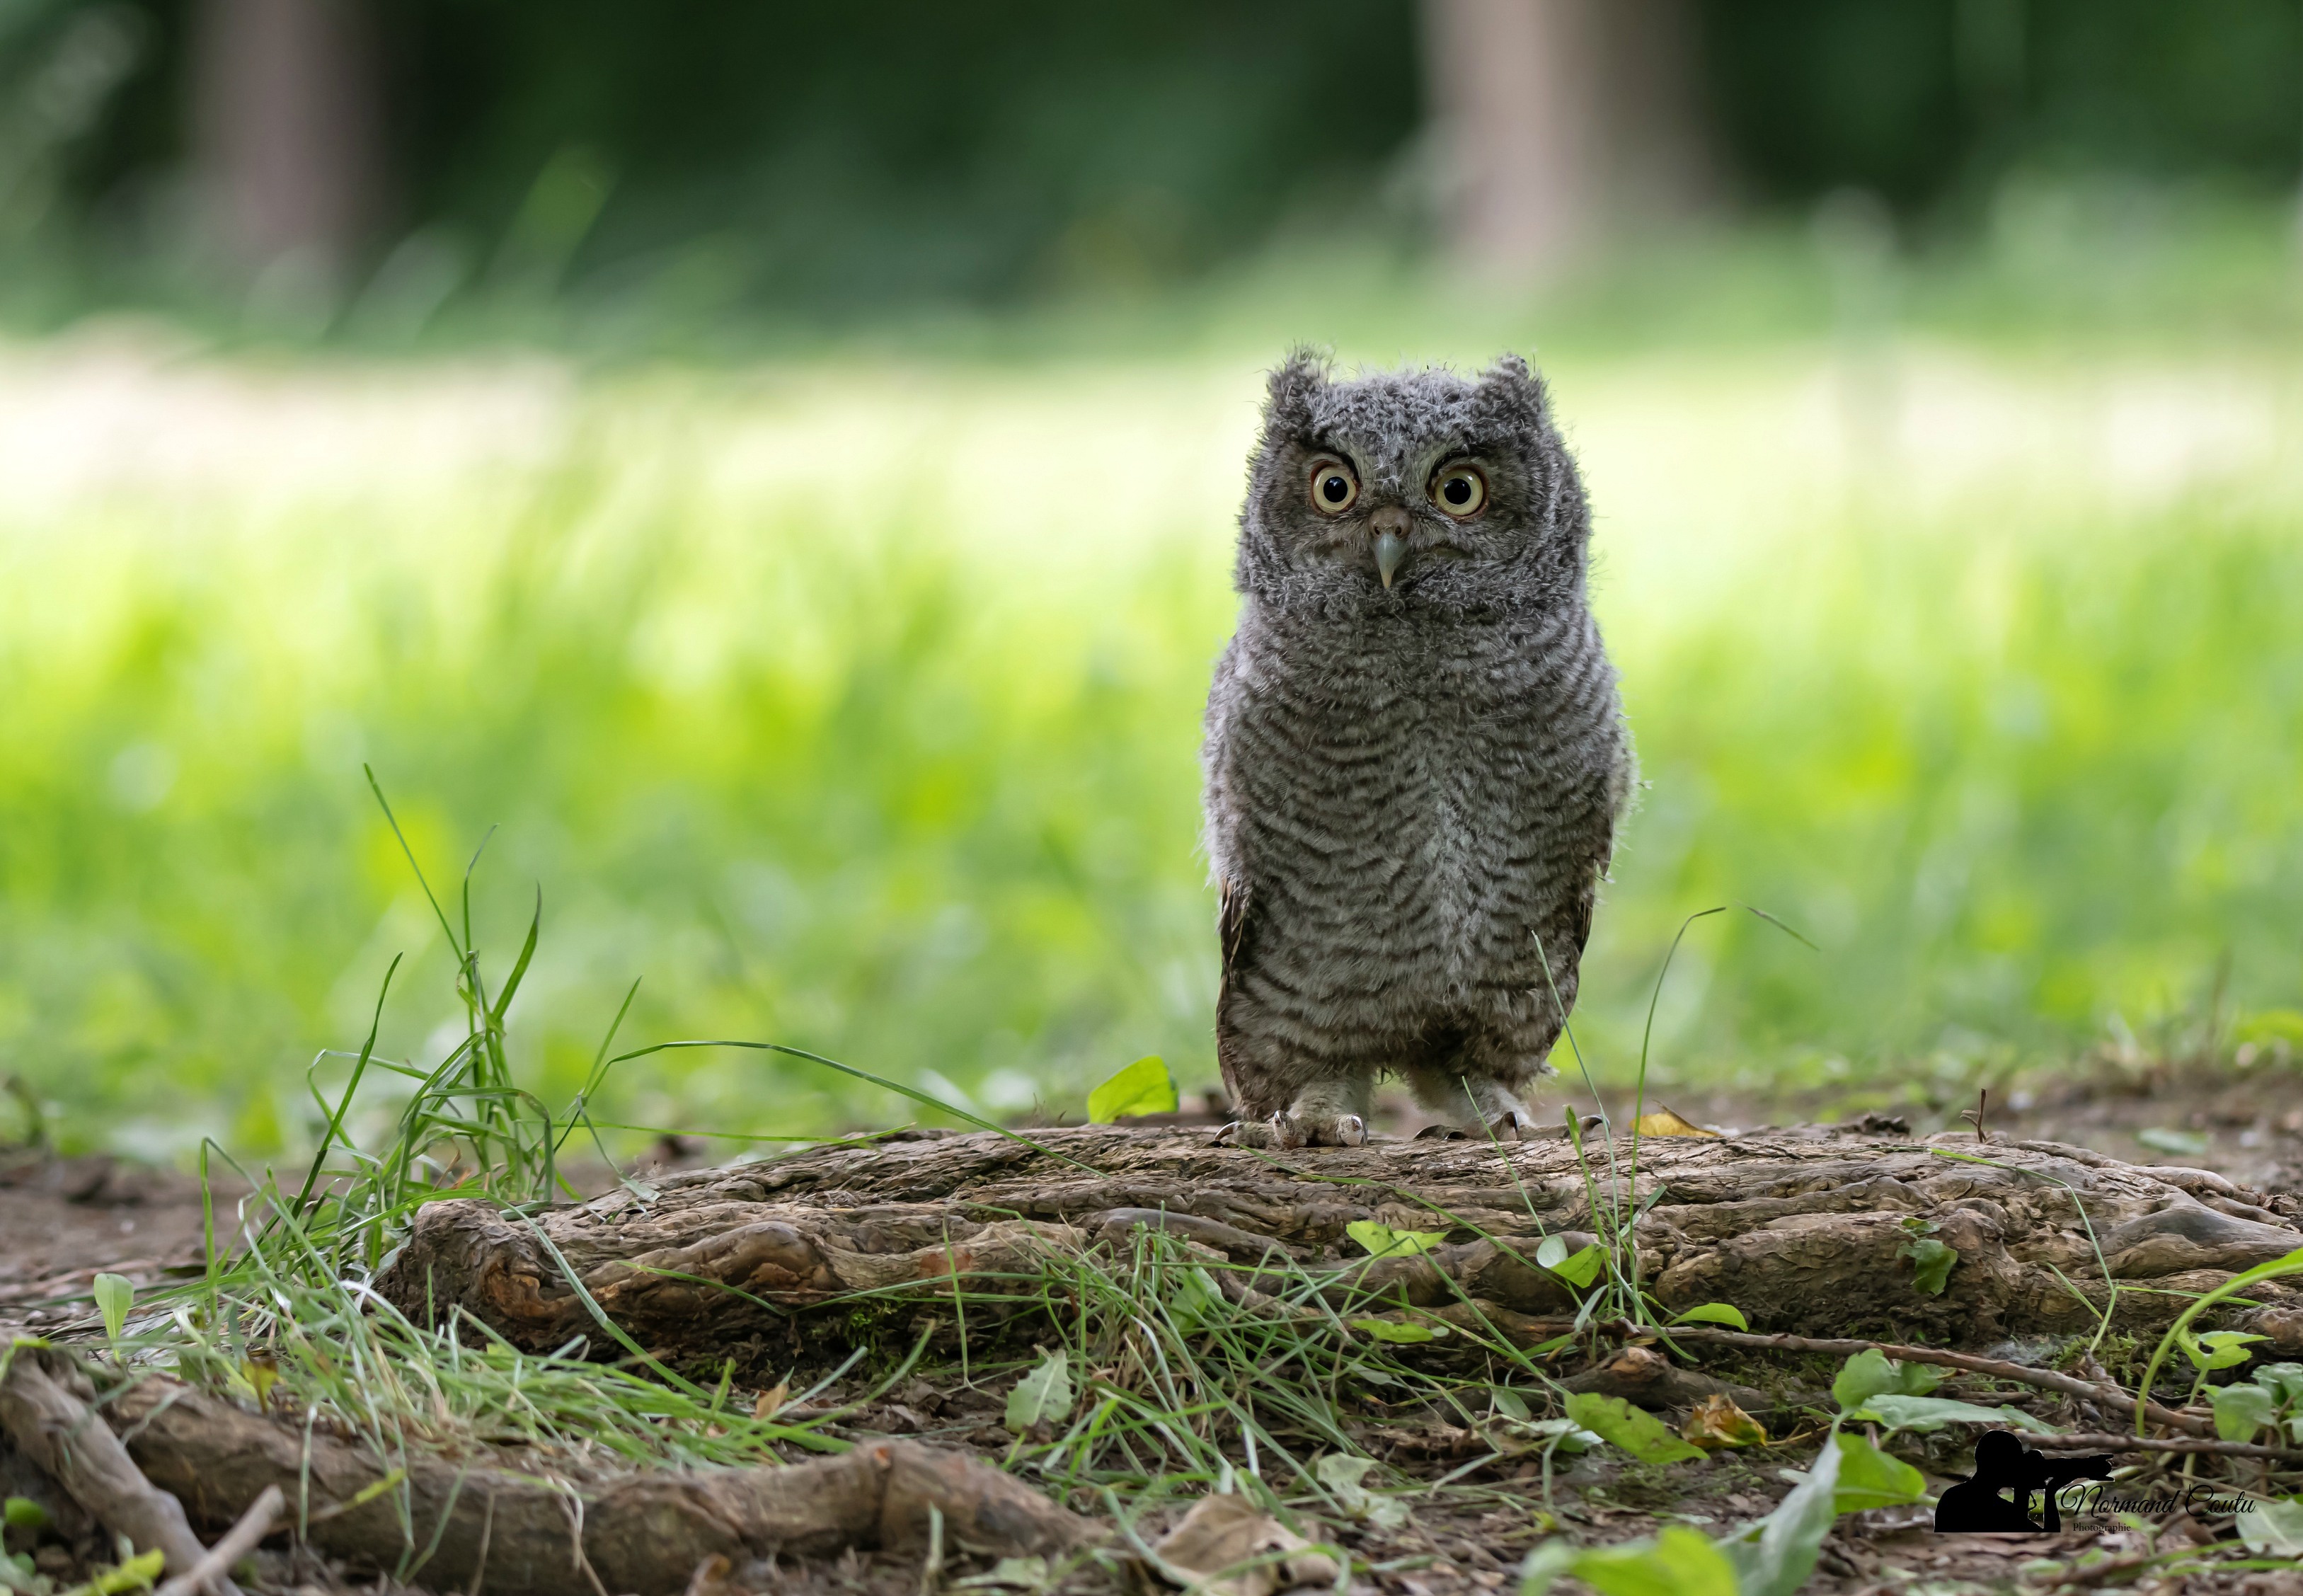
[1201, 350, 1633, 1146]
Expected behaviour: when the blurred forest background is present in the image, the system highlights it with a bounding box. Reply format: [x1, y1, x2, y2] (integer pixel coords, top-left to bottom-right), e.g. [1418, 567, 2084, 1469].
[3, 0, 2303, 1158]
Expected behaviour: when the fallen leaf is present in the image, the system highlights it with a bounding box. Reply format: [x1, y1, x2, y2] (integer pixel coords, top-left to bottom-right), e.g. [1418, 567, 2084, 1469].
[1151, 1493, 1338, 1596]
[1682, 1392, 1769, 1450]
[752, 1381, 789, 1420]
[1631, 1107, 1719, 1138]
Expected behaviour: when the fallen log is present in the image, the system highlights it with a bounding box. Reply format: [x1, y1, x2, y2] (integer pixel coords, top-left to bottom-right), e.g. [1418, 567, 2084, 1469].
[374, 1125, 2303, 1365]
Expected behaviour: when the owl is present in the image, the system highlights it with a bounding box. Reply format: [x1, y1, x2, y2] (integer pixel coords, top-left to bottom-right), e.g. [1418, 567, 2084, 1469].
[1201, 350, 1634, 1147]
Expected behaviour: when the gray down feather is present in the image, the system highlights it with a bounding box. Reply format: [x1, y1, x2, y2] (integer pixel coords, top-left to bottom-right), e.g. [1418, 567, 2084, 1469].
[1201, 349, 1635, 1142]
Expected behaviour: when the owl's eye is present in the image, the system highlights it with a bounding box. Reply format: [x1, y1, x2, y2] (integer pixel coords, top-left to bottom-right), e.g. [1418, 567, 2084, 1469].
[1306, 457, 1359, 515]
[1432, 464, 1488, 518]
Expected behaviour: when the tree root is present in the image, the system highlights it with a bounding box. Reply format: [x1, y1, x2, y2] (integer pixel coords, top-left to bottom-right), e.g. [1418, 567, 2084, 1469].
[0, 1345, 243, 1596]
[372, 1125, 2303, 1366]
[4, 1346, 1093, 1596]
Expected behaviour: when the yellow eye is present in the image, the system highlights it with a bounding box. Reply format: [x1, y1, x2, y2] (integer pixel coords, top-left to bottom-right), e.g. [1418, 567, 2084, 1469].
[1307, 457, 1359, 515]
[1432, 464, 1488, 518]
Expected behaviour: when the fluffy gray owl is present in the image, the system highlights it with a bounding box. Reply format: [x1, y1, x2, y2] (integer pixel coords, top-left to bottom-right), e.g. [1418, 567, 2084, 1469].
[1201, 351, 1633, 1147]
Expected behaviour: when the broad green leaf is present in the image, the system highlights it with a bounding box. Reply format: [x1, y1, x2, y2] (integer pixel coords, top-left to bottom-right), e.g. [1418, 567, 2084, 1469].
[1566, 1527, 1740, 1596]
[1004, 1348, 1073, 1434]
[2137, 1126, 2210, 1157]
[2181, 1329, 2267, 1372]
[1719, 1431, 1841, 1596]
[91, 1273, 133, 1343]
[1347, 1219, 1449, 1260]
[1670, 1302, 1749, 1331]
[1829, 1432, 1927, 1513]
[1490, 1386, 1531, 1421]
[1899, 1236, 1957, 1296]
[2253, 1362, 2303, 1404]
[1314, 1453, 1406, 1527]
[2236, 1496, 2303, 1557]
[2210, 1380, 2281, 1442]
[1535, 1234, 1604, 1288]
[1564, 1392, 1705, 1465]
[1086, 1055, 1177, 1123]
[1352, 1316, 1448, 1343]
[1830, 1349, 1940, 1410]
[1850, 1394, 2056, 1435]
[1, 1498, 47, 1533]
[0, 1549, 38, 1594]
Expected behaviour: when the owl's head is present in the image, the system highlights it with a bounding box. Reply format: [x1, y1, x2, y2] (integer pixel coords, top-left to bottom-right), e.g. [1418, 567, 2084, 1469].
[1235, 350, 1589, 612]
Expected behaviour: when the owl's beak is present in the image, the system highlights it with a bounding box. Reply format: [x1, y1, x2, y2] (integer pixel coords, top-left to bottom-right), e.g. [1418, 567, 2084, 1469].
[1369, 507, 1411, 588]
[1373, 531, 1407, 589]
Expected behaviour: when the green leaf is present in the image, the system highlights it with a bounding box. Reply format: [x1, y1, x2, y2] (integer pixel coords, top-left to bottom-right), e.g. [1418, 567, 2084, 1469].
[1517, 1417, 1600, 1454]
[1830, 1349, 1941, 1411]
[2236, 1496, 2303, 1557]
[1490, 1386, 1532, 1421]
[90, 1274, 133, 1343]
[1899, 1236, 1957, 1296]
[2181, 1329, 2267, 1372]
[1347, 1219, 1449, 1260]
[2210, 1380, 2281, 1442]
[1085, 1056, 1177, 1123]
[1167, 1265, 1225, 1335]
[1557, 1527, 1740, 1596]
[2136, 1126, 2210, 1157]
[1352, 1317, 1447, 1343]
[1719, 1431, 1841, 1596]
[1849, 1394, 2057, 1435]
[1563, 1392, 1705, 1465]
[0, 1549, 38, 1595]
[1669, 1302, 1749, 1331]
[1, 1498, 47, 1534]
[2253, 1362, 2303, 1405]
[84, 1549, 166, 1593]
[1003, 1348, 1073, 1435]
[1313, 1453, 1405, 1527]
[1829, 1433, 1927, 1513]
[1535, 1234, 1604, 1288]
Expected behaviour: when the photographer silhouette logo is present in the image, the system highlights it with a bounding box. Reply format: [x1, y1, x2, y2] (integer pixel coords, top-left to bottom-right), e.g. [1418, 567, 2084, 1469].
[1934, 1431, 2118, 1532]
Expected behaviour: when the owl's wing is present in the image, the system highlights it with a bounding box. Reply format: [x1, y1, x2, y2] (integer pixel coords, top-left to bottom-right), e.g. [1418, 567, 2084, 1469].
[1217, 876, 1251, 1002]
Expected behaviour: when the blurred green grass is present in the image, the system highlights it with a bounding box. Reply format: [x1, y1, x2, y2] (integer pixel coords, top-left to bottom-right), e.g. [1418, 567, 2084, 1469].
[2, 326, 2300, 1159]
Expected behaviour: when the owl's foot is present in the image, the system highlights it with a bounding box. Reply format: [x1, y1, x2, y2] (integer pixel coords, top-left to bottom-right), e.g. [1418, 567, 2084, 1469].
[1218, 1111, 1367, 1149]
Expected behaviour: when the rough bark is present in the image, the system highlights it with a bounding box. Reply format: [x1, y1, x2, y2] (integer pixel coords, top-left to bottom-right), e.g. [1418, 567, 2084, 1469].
[375, 1125, 2303, 1364]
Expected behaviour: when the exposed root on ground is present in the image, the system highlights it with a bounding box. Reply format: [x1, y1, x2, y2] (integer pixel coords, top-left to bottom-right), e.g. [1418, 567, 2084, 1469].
[372, 1125, 2303, 1365]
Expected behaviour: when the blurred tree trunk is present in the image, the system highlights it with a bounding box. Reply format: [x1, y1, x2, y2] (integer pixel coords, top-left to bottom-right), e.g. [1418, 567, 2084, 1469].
[191, 0, 385, 293]
[1420, 0, 1710, 277]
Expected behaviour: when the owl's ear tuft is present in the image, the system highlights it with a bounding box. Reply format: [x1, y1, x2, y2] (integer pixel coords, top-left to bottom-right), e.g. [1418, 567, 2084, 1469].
[1475, 352, 1551, 432]
[1263, 347, 1331, 435]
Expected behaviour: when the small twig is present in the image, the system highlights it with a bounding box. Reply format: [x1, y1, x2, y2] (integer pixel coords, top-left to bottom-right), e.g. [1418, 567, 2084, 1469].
[2025, 1431, 2303, 1464]
[1960, 1088, 1988, 1142]
[154, 1485, 283, 1596]
[1553, 1319, 2218, 1437]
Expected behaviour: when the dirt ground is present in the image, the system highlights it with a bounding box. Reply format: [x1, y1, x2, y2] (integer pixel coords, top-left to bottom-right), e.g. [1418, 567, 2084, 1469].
[4, 1064, 2302, 1595]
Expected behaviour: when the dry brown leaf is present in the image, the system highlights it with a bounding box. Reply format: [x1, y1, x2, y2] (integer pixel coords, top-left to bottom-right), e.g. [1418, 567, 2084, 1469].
[752, 1382, 789, 1420]
[1631, 1106, 1719, 1138]
[1681, 1391, 1769, 1450]
[1151, 1493, 1338, 1596]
